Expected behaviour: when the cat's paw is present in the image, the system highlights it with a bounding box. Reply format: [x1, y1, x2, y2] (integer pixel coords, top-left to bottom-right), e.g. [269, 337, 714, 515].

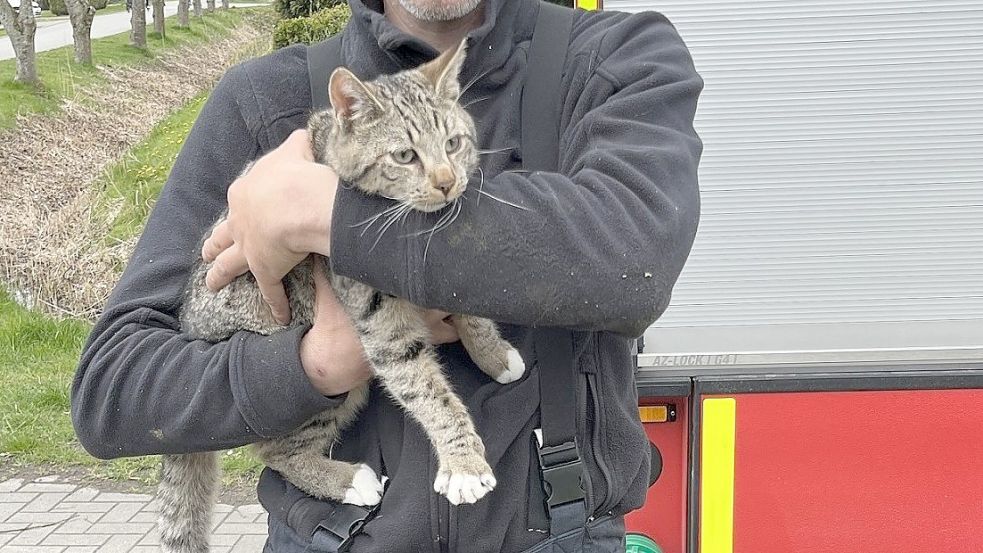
[343, 464, 384, 507]
[433, 460, 496, 505]
[493, 348, 526, 384]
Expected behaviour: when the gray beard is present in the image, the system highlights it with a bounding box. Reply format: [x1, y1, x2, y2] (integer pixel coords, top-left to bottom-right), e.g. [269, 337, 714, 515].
[397, 0, 482, 21]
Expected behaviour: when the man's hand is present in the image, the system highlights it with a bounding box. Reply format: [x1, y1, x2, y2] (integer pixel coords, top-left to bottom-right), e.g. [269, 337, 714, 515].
[300, 265, 461, 396]
[203, 130, 337, 325]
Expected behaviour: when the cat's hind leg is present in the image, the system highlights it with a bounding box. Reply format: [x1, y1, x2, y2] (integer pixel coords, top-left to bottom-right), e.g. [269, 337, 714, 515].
[452, 315, 525, 384]
[259, 446, 384, 507]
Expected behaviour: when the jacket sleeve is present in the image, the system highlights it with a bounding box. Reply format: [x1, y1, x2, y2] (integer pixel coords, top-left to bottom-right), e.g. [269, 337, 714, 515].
[71, 66, 337, 460]
[329, 12, 703, 338]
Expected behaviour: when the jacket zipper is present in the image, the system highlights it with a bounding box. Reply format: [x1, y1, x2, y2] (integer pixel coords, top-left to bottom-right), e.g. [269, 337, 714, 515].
[585, 371, 614, 515]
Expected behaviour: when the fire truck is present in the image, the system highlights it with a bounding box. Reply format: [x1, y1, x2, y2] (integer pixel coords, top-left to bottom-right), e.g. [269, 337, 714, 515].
[570, 1, 983, 552]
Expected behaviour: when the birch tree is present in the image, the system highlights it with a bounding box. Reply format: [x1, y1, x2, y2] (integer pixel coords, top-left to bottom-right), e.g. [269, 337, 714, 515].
[0, 0, 38, 85]
[63, 0, 96, 64]
[130, 0, 146, 48]
[177, 0, 189, 27]
[192, 0, 201, 17]
[206, 0, 213, 14]
[151, 0, 164, 36]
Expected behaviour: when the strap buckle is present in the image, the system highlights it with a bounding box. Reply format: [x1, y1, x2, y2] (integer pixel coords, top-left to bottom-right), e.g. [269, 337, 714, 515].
[535, 431, 586, 508]
[311, 502, 378, 552]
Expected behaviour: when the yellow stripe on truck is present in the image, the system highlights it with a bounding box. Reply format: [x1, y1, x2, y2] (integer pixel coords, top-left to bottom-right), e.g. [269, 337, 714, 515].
[700, 398, 736, 553]
[576, 0, 599, 10]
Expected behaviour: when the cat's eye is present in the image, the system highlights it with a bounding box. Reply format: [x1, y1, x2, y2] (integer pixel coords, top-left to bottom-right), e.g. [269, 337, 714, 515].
[392, 149, 417, 164]
[445, 136, 462, 154]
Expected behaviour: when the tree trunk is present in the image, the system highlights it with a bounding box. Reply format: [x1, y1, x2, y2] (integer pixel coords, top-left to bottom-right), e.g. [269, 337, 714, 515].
[130, 0, 146, 48]
[0, 0, 39, 85]
[152, 0, 163, 36]
[177, 0, 188, 26]
[192, 0, 201, 17]
[205, 0, 213, 14]
[63, 0, 96, 65]
[220, 0, 227, 9]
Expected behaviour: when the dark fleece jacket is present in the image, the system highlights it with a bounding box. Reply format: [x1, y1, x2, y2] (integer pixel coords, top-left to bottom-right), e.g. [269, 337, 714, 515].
[70, 0, 702, 551]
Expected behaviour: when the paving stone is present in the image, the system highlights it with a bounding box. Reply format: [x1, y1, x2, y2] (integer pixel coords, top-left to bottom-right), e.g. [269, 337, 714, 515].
[128, 511, 158, 523]
[75, 512, 106, 524]
[34, 475, 64, 483]
[214, 522, 268, 535]
[139, 500, 159, 513]
[137, 528, 160, 545]
[100, 502, 143, 523]
[21, 492, 70, 512]
[42, 533, 111, 546]
[95, 534, 142, 553]
[223, 508, 258, 524]
[213, 547, 233, 553]
[237, 504, 266, 516]
[233, 534, 268, 551]
[6, 512, 74, 525]
[129, 547, 162, 553]
[214, 503, 235, 513]
[0, 501, 25, 522]
[87, 521, 154, 534]
[63, 487, 100, 503]
[7, 521, 58, 546]
[50, 516, 93, 534]
[90, 493, 153, 503]
[0, 545, 66, 553]
[0, 492, 39, 503]
[51, 502, 113, 513]
[211, 533, 241, 546]
[19, 483, 79, 493]
[0, 478, 25, 492]
[64, 547, 98, 553]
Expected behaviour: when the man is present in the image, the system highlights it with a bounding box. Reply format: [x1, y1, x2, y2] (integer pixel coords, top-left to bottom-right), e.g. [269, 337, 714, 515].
[71, 0, 702, 550]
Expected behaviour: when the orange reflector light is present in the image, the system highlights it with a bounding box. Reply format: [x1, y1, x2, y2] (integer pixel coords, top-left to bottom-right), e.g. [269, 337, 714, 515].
[638, 404, 676, 423]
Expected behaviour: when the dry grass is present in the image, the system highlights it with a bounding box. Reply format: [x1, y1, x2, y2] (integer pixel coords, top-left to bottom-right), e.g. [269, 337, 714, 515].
[0, 13, 272, 320]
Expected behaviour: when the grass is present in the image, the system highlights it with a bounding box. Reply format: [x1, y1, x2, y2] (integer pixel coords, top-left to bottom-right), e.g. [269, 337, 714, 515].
[0, 286, 263, 485]
[0, 8, 251, 128]
[0, 10, 266, 484]
[98, 92, 207, 242]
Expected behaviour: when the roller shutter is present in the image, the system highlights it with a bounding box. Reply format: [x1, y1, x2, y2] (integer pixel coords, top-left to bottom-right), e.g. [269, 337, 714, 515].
[601, 1, 983, 365]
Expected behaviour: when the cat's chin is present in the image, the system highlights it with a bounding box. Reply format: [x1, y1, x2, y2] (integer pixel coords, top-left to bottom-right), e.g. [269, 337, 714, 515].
[414, 200, 453, 213]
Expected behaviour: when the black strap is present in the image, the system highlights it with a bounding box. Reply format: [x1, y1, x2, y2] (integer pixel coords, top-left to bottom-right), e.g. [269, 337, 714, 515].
[521, 1, 583, 537]
[308, 35, 344, 111]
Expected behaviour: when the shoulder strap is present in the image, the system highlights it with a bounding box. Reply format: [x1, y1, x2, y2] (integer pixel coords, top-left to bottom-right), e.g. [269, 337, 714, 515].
[521, 1, 583, 538]
[308, 35, 344, 110]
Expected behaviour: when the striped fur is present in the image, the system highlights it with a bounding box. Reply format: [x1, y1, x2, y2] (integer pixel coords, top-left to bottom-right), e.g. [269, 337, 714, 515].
[158, 41, 524, 552]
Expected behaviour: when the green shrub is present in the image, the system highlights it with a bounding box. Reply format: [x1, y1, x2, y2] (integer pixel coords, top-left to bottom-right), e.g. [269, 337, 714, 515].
[273, 0, 343, 20]
[91, 0, 109, 9]
[47, 0, 68, 16]
[273, 4, 350, 48]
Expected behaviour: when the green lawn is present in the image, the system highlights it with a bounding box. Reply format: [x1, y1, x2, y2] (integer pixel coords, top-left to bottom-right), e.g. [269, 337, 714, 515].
[97, 92, 207, 243]
[0, 8, 255, 128]
[0, 11, 267, 483]
[0, 289, 262, 484]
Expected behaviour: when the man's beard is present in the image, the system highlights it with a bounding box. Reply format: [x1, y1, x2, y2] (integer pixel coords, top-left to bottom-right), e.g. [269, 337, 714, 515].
[397, 0, 482, 21]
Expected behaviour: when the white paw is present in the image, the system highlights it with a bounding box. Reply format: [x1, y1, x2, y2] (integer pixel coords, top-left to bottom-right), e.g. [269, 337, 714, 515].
[342, 464, 384, 507]
[433, 470, 497, 505]
[494, 349, 526, 384]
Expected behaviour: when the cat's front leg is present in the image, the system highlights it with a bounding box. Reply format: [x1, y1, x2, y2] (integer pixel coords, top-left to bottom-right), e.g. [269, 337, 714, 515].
[451, 315, 525, 384]
[360, 300, 496, 505]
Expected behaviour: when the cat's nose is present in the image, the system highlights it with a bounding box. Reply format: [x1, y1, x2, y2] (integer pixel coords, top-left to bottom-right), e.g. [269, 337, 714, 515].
[430, 166, 456, 197]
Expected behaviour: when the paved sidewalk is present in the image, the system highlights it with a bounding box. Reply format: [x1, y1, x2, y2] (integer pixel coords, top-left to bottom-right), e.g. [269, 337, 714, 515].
[0, 476, 269, 552]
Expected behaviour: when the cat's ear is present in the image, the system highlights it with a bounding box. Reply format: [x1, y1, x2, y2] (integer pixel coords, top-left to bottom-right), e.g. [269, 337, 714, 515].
[328, 67, 383, 124]
[420, 39, 468, 100]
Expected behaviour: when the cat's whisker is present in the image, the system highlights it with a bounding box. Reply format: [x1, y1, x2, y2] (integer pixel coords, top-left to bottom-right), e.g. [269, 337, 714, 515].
[370, 204, 412, 250]
[458, 66, 498, 100]
[352, 202, 409, 235]
[476, 189, 531, 212]
[462, 96, 491, 109]
[476, 146, 515, 155]
[502, 168, 531, 174]
[476, 167, 485, 206]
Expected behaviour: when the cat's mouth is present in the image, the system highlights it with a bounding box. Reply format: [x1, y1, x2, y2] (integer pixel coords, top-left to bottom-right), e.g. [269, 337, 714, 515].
[415, 199, 452, 213]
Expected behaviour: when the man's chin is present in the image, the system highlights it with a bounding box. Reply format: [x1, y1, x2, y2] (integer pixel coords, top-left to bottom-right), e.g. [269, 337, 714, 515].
[396, 0, 482, 22]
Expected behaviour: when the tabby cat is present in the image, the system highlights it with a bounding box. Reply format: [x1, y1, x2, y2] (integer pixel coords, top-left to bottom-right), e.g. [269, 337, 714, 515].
[157, 42, 525, 553]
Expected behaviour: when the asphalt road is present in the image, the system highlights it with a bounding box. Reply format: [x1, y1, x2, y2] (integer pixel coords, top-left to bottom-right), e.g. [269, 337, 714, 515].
[0, 5, 257, 61]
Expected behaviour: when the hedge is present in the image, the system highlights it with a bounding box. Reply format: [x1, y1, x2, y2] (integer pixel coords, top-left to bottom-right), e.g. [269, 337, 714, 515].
[273, 4, 350, 48]
[273, 0, 344, 20]
[47, 0, 68, 16]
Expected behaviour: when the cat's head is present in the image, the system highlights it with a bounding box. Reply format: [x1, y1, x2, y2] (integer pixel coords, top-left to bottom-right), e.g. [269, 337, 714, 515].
[309, 40, 478, 213]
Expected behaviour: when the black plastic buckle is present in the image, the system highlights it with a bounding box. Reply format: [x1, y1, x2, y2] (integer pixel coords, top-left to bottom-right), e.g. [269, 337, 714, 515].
[537, 439, 586, 508]
[311, 502, 378, 552]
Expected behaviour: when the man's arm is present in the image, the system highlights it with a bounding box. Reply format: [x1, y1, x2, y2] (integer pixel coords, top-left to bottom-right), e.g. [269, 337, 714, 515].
[330, 12, 703, 337]
[71, 67, 337, 459]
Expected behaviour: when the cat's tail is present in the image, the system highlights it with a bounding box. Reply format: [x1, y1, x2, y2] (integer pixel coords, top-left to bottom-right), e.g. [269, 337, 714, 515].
[158, 452, 220, 553]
